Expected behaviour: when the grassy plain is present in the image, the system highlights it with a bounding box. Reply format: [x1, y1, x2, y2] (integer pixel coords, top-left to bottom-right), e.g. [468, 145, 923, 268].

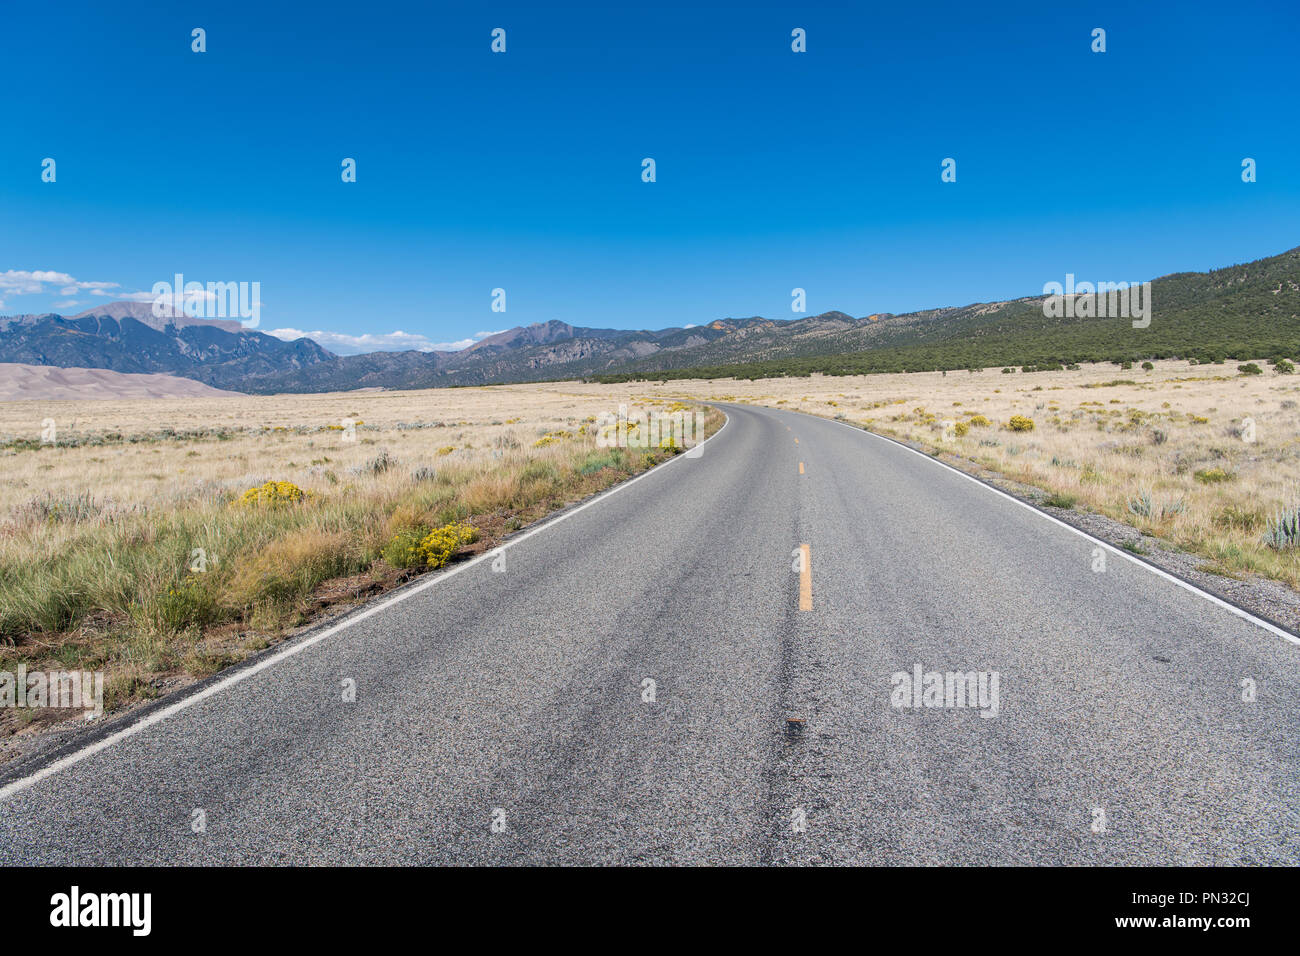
[0, 383, 715, 735]
[637, 360, 1300, 587]
[3, 359, 1298, 741]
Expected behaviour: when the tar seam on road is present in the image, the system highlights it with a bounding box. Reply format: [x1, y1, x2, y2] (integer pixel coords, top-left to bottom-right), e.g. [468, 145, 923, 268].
[0, 409, 733, 803]
[800, 407, 1300, 648]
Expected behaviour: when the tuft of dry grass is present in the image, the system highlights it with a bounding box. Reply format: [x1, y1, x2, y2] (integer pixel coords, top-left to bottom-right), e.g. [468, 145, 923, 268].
[224, 528, 360, 610]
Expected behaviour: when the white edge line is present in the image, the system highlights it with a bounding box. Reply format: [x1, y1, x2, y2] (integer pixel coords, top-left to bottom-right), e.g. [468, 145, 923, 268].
[785, 404, 1300, 648]
[0, 408, 731, 803]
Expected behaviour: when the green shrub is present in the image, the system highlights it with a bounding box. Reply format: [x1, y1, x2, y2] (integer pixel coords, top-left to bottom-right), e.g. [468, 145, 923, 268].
[1193, 467, 1234, 484]
[1128, 491, 1154, 517]
[1264, 508, 1300, 550]
[1214, 506, 1265, 532]
[578, 451, 617, 475]
[382, 527, 429, 569]
[152, 576, 220, 631]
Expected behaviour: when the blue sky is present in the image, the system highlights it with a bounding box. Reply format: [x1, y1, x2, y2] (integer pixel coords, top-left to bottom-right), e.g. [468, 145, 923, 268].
[2, 0, 1297, 353]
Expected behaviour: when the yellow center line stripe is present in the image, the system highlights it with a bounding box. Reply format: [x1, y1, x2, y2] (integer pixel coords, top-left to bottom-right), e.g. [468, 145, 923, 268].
[799, 544, 812, 611]
[798, 462, 805, 474]
[794, 437, 799, 445]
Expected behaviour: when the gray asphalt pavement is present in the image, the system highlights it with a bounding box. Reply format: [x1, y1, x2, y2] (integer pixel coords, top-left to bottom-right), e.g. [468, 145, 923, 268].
[2, 402, 1297, 864]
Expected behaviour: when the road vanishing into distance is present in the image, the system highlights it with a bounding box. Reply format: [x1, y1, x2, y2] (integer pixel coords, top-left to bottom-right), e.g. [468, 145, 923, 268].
[2, 403, 1298, 864]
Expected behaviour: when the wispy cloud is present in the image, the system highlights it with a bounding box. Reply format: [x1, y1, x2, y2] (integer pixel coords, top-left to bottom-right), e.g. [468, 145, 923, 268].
[0, 271, 191, 308]
[0, 270, 113, 296]
[265, 328, 499, 355]
[0, 271, 131, 298]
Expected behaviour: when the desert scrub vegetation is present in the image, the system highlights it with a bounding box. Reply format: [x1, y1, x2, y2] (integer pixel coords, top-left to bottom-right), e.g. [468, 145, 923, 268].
[1265, 508, 1300, 551]
[0, 384, 719, 726]
[240, 480, 310, 505]
[413, 522, 479, 569]
[622, 361, 1300, 591]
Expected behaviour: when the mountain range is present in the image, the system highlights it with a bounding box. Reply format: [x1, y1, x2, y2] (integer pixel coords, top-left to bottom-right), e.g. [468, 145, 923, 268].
[2, 244, 1298, 394]
[0, 301, 333, 391]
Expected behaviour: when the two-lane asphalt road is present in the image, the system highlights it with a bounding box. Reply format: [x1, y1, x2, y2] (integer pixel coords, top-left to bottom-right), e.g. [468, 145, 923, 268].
[2, 403, 1297, 864]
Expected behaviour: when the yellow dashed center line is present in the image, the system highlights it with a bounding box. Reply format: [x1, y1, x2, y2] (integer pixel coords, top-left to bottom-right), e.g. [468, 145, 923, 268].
[798, 462, 805, 475]
[794, 437, 799, 445]
[799, 544, 812, 611]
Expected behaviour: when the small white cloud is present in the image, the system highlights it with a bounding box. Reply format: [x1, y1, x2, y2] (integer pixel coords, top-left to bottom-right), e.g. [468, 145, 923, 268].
[54, 300, 81, 309]
[0, 270, 121, 297]
[0, 270, 75, 294]
[265, 328, 496, 355]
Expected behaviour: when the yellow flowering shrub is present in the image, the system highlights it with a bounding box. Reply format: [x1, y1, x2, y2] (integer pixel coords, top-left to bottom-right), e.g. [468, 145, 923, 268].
[415, 522, 479, 569]
[952, 420, 970, 437]
[240, 480, 308, 506]
[1007, 415, 1035, 432]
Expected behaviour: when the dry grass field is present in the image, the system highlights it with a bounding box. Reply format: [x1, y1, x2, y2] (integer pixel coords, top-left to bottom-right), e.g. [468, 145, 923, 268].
[3, 360, 1298, 741]
[0, 383, 717, 733]
[636, 360, 1300, 588]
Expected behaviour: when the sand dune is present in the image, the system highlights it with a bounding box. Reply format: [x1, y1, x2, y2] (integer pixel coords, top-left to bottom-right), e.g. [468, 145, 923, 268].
[0, 363, 243, 401]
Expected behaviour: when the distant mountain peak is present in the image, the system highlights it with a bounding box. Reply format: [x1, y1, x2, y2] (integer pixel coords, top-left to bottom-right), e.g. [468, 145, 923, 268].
[810, 310, 855, 323]
[0, 304, 332, 391]
[466, 320, 581, 352]
[70, 300, 246, 334]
